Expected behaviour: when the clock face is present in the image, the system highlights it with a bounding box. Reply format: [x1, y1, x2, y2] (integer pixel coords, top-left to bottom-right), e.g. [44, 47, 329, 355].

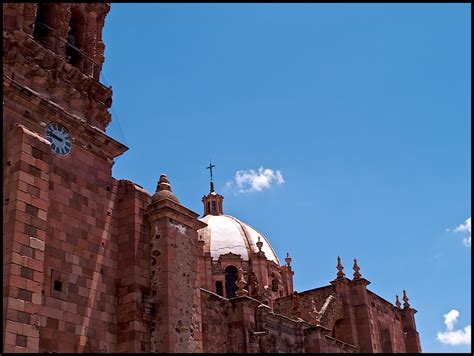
[45, 123, 72, 156]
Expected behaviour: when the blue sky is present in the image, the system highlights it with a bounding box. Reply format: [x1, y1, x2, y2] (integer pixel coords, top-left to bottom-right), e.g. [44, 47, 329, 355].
[101, 4, 471, 352]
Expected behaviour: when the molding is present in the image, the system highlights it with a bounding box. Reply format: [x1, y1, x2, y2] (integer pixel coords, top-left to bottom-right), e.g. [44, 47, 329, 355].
[3, 74, 128, 161]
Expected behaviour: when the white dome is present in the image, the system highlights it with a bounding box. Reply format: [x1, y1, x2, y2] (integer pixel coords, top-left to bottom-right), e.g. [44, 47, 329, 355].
[199, 214, 280, 265]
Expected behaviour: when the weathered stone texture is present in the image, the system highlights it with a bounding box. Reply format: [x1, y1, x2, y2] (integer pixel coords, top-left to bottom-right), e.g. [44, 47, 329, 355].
[3, 2, 422, 354]
[201, 290, 230, 352]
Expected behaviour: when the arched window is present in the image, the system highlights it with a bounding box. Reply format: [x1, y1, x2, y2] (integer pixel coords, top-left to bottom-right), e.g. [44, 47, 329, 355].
[33, 3, 53, 44]
[272, 278, 279, 292]
[215, 281, 223, 296]
[66, 8, 84, 67]
[224, 265, 238, 298]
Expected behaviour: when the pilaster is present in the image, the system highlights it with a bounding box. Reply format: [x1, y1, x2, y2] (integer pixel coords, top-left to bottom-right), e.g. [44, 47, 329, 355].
[146, 177, 207, 353]
[400, 308, 422, 352]
[3, 124, 51, 352]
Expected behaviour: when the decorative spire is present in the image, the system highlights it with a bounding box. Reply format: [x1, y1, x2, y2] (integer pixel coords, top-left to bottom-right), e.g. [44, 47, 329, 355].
[285, 252, 292, 267]
[206, 160, 216, 193]
[402, 290, 410, 309]
[353, 258, 361, 280]
[156, 174, 172, 192]
[235, 268, 248, 296]
[336, 256, 345, 279]
[152, 174, 180, 203]
[395, 294, 402, 309]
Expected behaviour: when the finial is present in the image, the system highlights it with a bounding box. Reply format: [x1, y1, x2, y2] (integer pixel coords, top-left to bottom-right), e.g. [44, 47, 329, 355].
[235, 268, 248, 296]
[402, 290, 410, 309]
[285, 252, 292, 267]
[353, 258, 361, 280]
[336, 256, 345, 279]
[206, 160, 216, 192]
[395, 294, 401, 309]
[256, 236, 263, 252]
[156, 174, 172, 192]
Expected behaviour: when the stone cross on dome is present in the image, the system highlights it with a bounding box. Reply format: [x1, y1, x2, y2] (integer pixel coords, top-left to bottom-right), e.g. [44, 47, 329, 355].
[206, 160, 216, 192]
[202, 161, 224, 216]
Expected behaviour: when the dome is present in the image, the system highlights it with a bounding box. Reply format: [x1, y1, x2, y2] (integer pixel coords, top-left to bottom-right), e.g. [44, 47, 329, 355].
[199, 214, 280, 265]
[152, 189, 180, 204]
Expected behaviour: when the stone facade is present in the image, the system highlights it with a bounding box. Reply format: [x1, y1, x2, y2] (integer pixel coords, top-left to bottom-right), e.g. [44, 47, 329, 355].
[2, 3, 422, 353]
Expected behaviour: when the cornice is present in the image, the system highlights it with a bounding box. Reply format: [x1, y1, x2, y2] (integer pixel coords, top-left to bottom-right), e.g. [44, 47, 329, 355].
[146, 198, 208, 231]
[3, 29, 112, 130]
[3, 74, 128, 161]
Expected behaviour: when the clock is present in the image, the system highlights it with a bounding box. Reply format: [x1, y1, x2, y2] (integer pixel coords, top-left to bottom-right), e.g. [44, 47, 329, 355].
[45, 122, 72, 156]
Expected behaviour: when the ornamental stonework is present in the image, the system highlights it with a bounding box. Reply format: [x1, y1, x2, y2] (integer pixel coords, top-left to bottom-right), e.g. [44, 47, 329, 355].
[2, 3, 422, 353]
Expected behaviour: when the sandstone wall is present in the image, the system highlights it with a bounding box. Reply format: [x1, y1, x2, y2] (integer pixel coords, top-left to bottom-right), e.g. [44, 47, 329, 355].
[201, 289, 230, 353]
[256, 308, 307, 353]
[366, 291, 406, 353]
[3, 70, 124, 352]
[274, 285, 335, 321]
[115, 180, 151, 352]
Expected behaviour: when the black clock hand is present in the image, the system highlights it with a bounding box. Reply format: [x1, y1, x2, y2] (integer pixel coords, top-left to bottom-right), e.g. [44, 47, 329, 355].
[49, 132, 63, 142]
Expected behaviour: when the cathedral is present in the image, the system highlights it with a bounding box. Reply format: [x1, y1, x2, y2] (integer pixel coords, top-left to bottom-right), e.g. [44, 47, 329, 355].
[2, 3, 422, 353]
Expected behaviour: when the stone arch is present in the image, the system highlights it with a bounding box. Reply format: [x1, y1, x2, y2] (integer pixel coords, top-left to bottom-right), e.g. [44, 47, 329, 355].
[33, 3, 55, 46]
[270, 271, 282, 294]
[224, 265, 238, 298]
[66, 6, 86, 67]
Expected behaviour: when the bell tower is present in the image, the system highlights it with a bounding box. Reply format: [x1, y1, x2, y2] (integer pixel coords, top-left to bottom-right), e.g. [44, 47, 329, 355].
[3, 3, 114, 131]
[202, 161, 224, 216]
[3, 3, 127, 353]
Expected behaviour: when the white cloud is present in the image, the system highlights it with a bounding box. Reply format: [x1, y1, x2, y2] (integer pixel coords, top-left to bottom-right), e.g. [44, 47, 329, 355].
[227, 167, 285, 193]
[436, 309, 471, 346]
[453, 217, 471, 247]
[444, 309, 460, 331]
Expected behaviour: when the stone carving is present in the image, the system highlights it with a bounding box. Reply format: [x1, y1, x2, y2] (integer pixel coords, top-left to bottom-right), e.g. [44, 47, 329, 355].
[336, 256, 345, 279]
[309, 299, 320, 324]
[248, 272, 260, 297]
[235, 267, 248, 296]
[262, 285, 273, 310]
[3, 20, 112, 130]
[353, 258, 361, 280]
[309, 293, 344, 330]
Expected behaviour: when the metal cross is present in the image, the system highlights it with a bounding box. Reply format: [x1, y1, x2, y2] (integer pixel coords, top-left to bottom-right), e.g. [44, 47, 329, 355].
[206, 161, 216, 182]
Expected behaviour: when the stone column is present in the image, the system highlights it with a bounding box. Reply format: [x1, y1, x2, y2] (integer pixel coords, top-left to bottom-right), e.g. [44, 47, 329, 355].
[399, 293, 422, 353]
[227, 296, 261, 352]
[347, 277, 374, 352]
[145, 175, 207, 352]
[3, 124, 51, 352]
[304, 325, 330, 352]
[330, 276, 361, 348]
